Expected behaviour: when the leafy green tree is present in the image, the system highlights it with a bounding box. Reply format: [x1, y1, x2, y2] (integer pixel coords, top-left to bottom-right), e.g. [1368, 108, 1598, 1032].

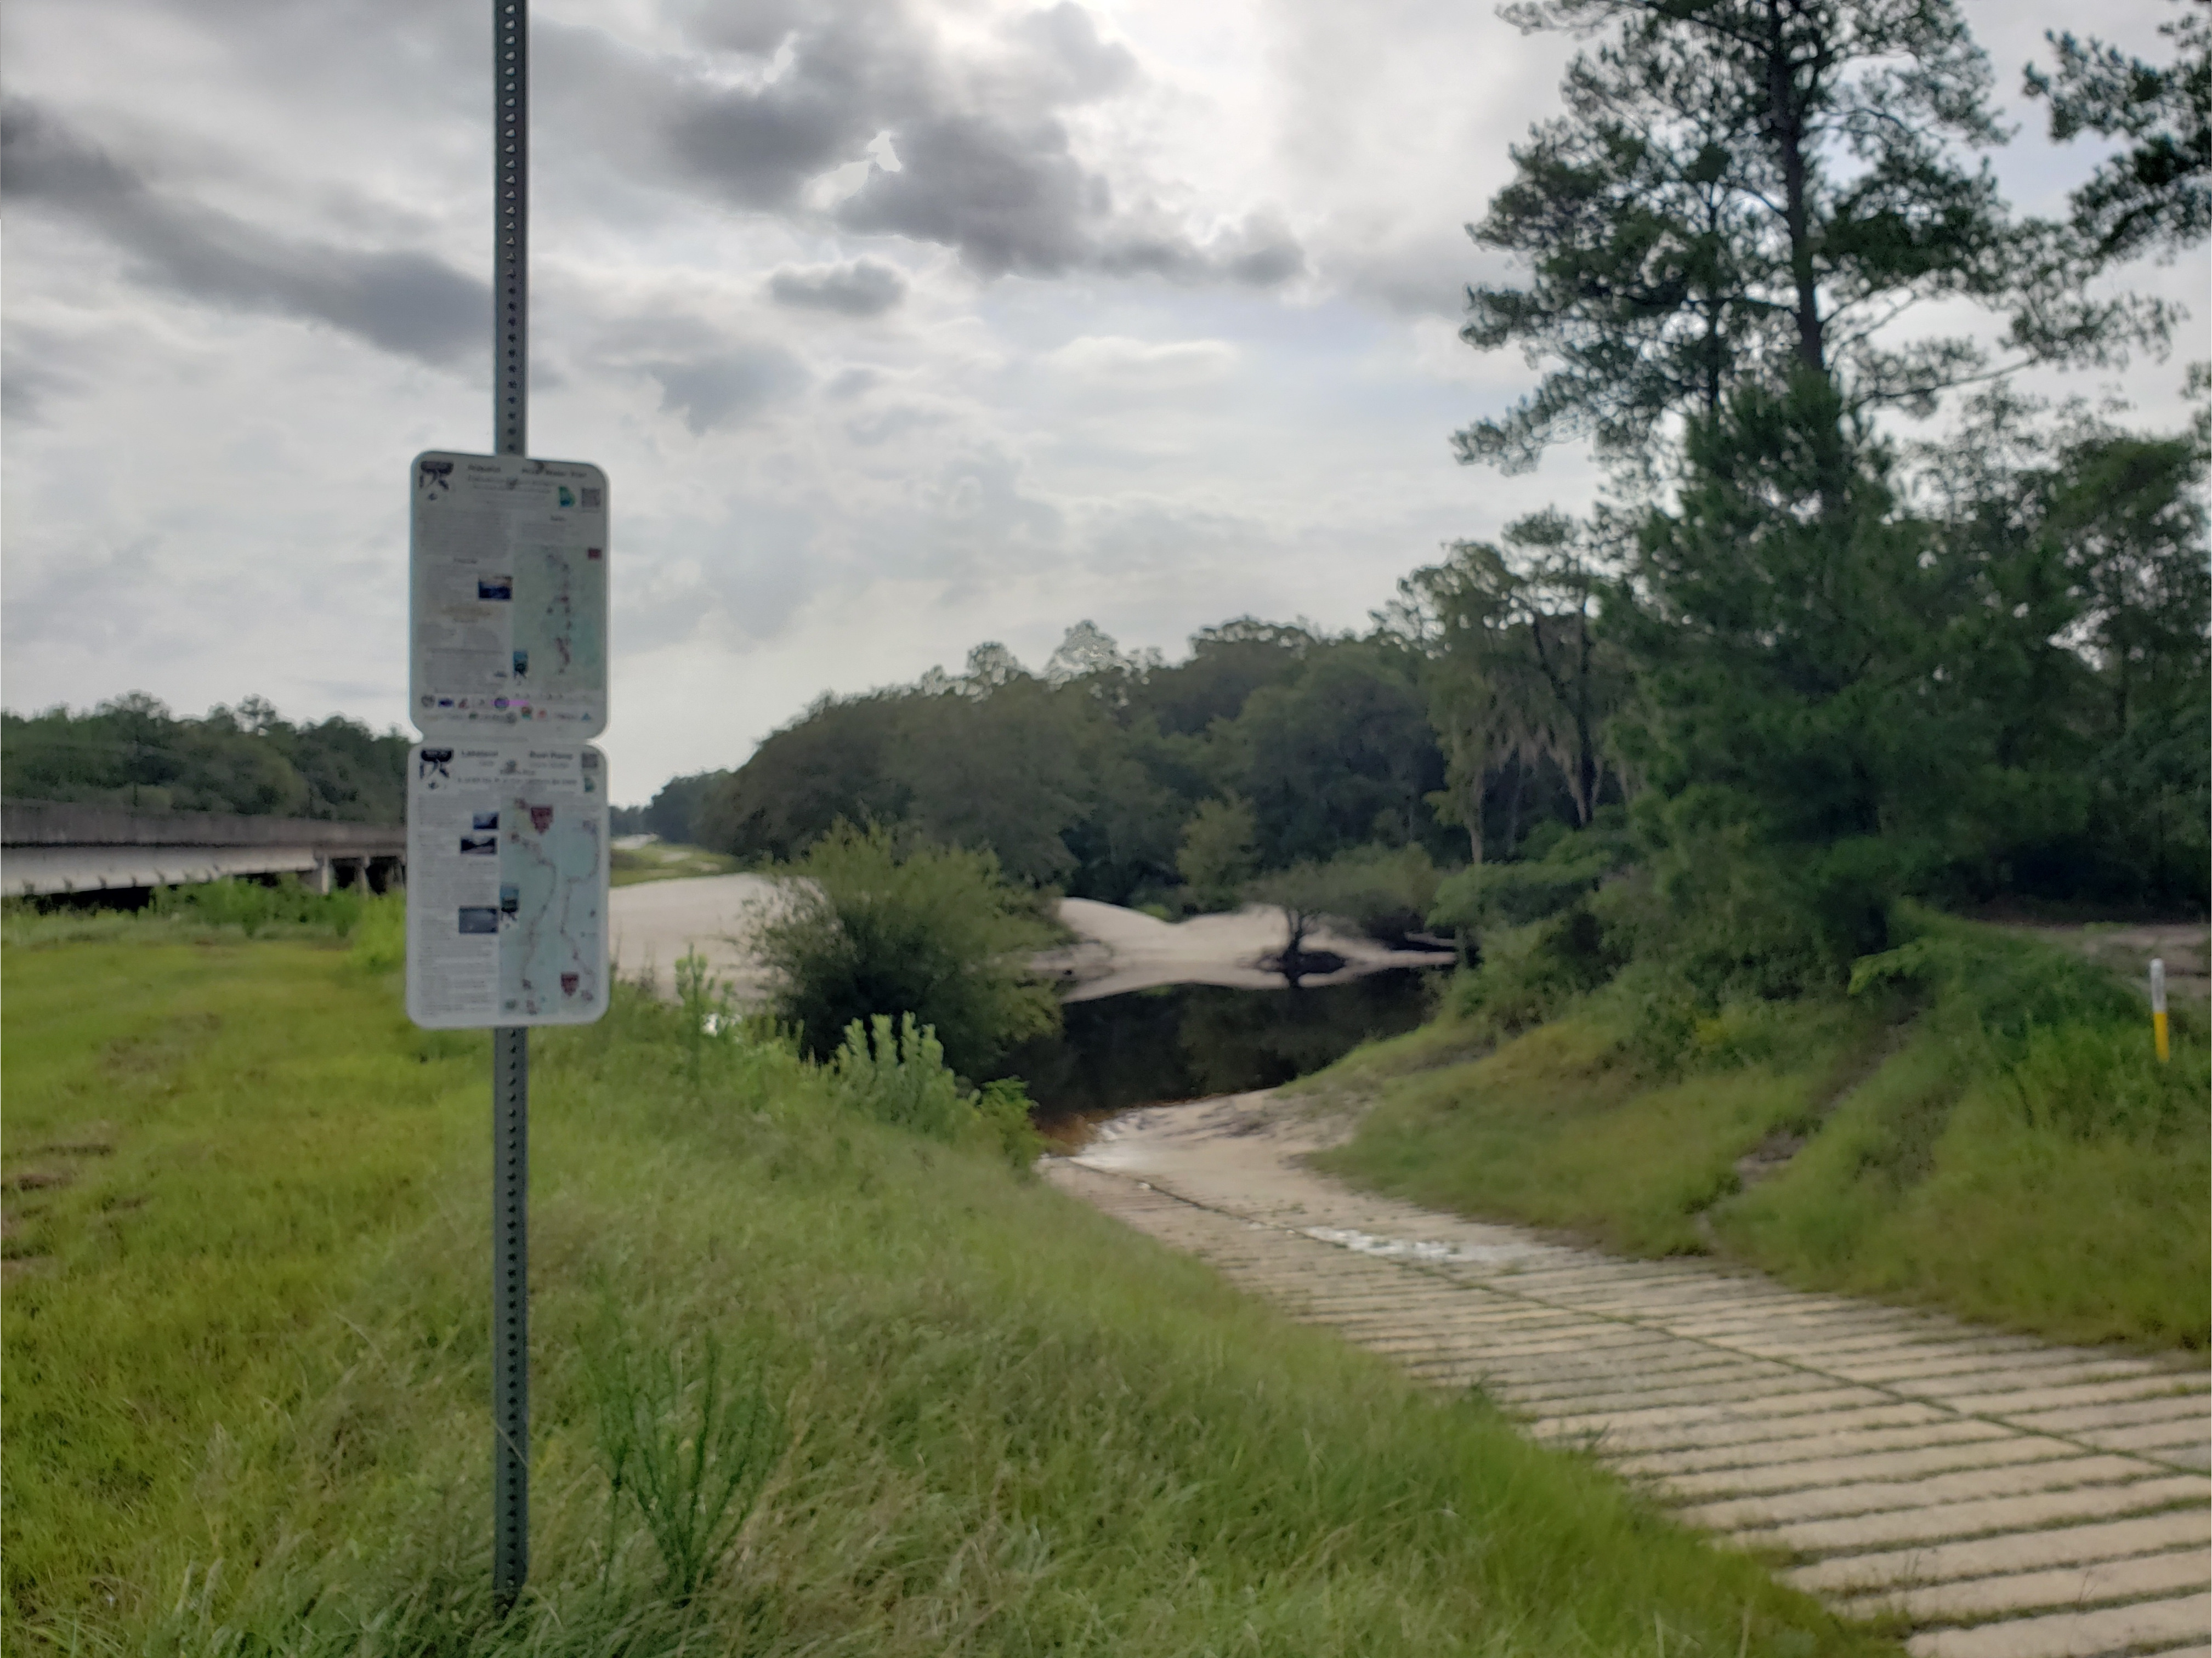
[894, 675, 1098, 886]
[752, 821, 1060, 1075]
[1175, 795, 1260, 910]
[1227, 643, 1445, 865]
[1914, 390, 2211, 902]
[700, 694, 911, 861]
[1121, 618, 1317, 737]
[1612, 374, 1955, 851]
[637, 770, 729, 845]
[1, 694, 406, 821]
[2028, 0, 2211, 259]
[1460, 0, 2161, 477]
[1245, 862, 1338, 985]
[1398, 516, 1629, 861]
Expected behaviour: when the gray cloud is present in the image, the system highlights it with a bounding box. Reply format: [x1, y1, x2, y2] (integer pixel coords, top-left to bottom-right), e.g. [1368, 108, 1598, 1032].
[837, 113, 1105, 277]
[769, 258, 908, 316]
[0, 328, 85, 424]
[648, 344, 810, 433]
[594, 1, 1304, 285]
[0, 98, 486, 366]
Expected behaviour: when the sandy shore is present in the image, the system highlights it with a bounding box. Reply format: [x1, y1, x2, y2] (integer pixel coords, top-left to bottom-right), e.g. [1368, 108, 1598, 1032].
[607, 876, 1448, 1004]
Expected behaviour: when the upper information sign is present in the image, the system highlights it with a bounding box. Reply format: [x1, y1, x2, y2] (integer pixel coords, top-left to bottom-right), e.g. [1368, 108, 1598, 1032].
[406, 741, 610, 1029]
[411, 452, 607, 739]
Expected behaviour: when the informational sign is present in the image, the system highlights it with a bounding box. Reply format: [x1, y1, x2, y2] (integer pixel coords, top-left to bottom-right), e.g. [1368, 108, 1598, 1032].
[411, 452, 608, 739]
[406, 742, 610, 1029]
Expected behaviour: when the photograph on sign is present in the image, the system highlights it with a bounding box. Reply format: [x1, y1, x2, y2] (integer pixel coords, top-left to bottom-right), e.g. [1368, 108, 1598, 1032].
[410, 452, 608, 739]
[406, 742, 610, 1029]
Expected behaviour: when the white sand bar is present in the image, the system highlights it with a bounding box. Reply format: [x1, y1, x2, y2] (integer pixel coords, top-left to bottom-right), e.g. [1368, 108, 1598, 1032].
[609, 877, 1449, 1004]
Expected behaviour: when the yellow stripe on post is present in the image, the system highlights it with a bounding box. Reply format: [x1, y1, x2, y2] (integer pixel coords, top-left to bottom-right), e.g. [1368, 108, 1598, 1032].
[2149, 957, 2170, 1063]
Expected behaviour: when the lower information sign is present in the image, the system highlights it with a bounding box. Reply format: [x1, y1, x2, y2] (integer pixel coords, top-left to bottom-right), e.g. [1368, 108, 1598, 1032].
[406, 742, 610, 1029]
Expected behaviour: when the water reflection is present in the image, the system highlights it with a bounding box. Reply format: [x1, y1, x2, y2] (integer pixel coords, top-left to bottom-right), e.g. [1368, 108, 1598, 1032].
[994, 968, 1444, 1131]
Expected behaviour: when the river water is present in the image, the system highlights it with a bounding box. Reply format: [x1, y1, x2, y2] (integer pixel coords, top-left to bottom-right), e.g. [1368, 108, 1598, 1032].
[992, 967, 1446, 1140]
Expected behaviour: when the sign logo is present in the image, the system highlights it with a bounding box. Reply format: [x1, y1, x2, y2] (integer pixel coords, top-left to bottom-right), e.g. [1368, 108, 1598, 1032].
[528, 804, 554, 833]
[560, 973, 580, 996]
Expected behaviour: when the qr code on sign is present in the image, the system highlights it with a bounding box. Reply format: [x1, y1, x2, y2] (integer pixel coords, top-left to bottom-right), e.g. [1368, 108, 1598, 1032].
[580, 487, 602, 508]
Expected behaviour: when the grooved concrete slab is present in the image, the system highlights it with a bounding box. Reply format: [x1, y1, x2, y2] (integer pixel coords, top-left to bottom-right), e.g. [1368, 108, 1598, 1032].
[1837, 1549, 2212, 1627]
[1904, 1592, 2209, 1658]
[1047, 1093, 2211, 1656]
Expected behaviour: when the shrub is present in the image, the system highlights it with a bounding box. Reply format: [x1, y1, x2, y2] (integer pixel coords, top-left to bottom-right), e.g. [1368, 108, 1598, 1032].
[1431, 818, 1631, 939]
[1175, 795, 1259, 911]
[831, 1012, 1045, 1168]
[753, 822, 1061, 1075]
[1304, 843, 1444, 946]
[1449, 903, 1627, 1037]
[349, 891, 406, 972]
[149, 875, 367, 938]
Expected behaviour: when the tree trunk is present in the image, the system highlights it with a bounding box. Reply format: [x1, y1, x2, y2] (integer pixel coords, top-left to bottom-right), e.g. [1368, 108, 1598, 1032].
[1765, 0, 1826, 378]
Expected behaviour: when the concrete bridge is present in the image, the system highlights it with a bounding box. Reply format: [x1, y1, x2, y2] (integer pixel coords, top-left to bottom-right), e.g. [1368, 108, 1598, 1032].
[2, 800, 405, 900]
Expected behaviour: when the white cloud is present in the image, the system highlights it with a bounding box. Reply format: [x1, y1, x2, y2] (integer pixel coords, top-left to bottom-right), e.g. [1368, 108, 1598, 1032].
[1, 0, 2202, 801]
[1044, 333, 1237, 385]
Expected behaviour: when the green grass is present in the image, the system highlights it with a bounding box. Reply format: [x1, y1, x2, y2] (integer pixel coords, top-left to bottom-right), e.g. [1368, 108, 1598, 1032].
[2, 932, 1895, 1657]
[1311, 921, 2210, 1349]
[1311, 995, 1892, 1257]
[609, 842, 742, 885]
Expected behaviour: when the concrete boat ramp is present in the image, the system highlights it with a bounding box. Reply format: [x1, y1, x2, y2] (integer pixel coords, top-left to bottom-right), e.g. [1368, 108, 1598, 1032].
[1049, 1095, 2210, 1658]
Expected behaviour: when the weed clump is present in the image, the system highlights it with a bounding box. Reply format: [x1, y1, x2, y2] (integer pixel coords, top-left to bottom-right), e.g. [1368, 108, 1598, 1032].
[832, 1012, 1042, 1169]
[589, 1326, 785, 1604]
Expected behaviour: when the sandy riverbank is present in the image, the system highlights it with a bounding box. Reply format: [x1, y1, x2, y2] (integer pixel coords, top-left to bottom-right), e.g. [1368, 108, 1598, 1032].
[608, 875, 1449, 1003]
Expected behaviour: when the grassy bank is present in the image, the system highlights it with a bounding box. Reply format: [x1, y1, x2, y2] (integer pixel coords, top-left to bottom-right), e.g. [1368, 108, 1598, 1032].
[3, 925, 1891, 1657]
[1309, 918, 2210, 1350]
[609, 842, 742, 885]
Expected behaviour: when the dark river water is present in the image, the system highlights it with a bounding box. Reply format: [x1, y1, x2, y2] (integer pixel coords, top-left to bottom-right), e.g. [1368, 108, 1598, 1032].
[991, 967, 1447, 1134]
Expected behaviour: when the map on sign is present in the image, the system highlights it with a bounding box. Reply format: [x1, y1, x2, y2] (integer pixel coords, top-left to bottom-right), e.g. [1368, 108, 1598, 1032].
[411, 452, 608, 739]
[406, 742, 610, 1029]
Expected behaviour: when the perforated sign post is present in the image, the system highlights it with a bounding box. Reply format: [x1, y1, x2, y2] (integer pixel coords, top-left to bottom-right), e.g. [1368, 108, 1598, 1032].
[400, 0, 609, 1610]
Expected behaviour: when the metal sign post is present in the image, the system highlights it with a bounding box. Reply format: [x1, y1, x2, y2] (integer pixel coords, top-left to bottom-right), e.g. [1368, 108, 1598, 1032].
[403, 2, 610, 1609]
[491, 0, 530, 1610]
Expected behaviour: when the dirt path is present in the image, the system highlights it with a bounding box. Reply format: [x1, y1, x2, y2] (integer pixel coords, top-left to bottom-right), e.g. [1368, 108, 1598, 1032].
[1047, 1096, 2210, 1658]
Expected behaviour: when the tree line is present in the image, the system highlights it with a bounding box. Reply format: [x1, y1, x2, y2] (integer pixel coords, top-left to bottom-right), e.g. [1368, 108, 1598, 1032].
[2, 693, 411, 822]
[642, 0, 2209, 939]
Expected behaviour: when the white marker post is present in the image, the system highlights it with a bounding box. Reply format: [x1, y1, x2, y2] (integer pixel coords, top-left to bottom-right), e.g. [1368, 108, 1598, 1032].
[2151, 957, 2169, 1064]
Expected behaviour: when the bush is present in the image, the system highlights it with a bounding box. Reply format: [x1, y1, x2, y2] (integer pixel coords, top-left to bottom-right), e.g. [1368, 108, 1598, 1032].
[1304, 843, 1444, 946]
[1449, 904, 1627, 1037]
[349, 891, 406, 972]
[149, 875, 368, 938]
[753, 822, 1062, 1076]
[831, 1013, 1045, 1168]
[1430, 816, 1631, 939]
[1175, 795, 1259, 911]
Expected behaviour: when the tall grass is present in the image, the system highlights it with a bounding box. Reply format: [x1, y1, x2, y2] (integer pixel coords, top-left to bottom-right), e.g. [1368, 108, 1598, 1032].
[3, 877, 390, 951]
[1314, 916, 2208, 1348]
[3, 934, 1889, 1657]
[1716, 921, 2210, 1347]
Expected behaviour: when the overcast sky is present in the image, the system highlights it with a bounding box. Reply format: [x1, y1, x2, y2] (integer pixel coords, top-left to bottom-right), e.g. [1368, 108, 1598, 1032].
[3, 0, 2203, 804]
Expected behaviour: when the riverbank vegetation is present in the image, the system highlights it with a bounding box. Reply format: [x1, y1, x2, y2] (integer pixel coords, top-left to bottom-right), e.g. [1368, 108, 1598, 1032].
[2, 693, 409, 821]
[4, 929, 1895, 1657]
[1301, 0, 2210, 1351]
[1309, 913, 2209, 1351]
